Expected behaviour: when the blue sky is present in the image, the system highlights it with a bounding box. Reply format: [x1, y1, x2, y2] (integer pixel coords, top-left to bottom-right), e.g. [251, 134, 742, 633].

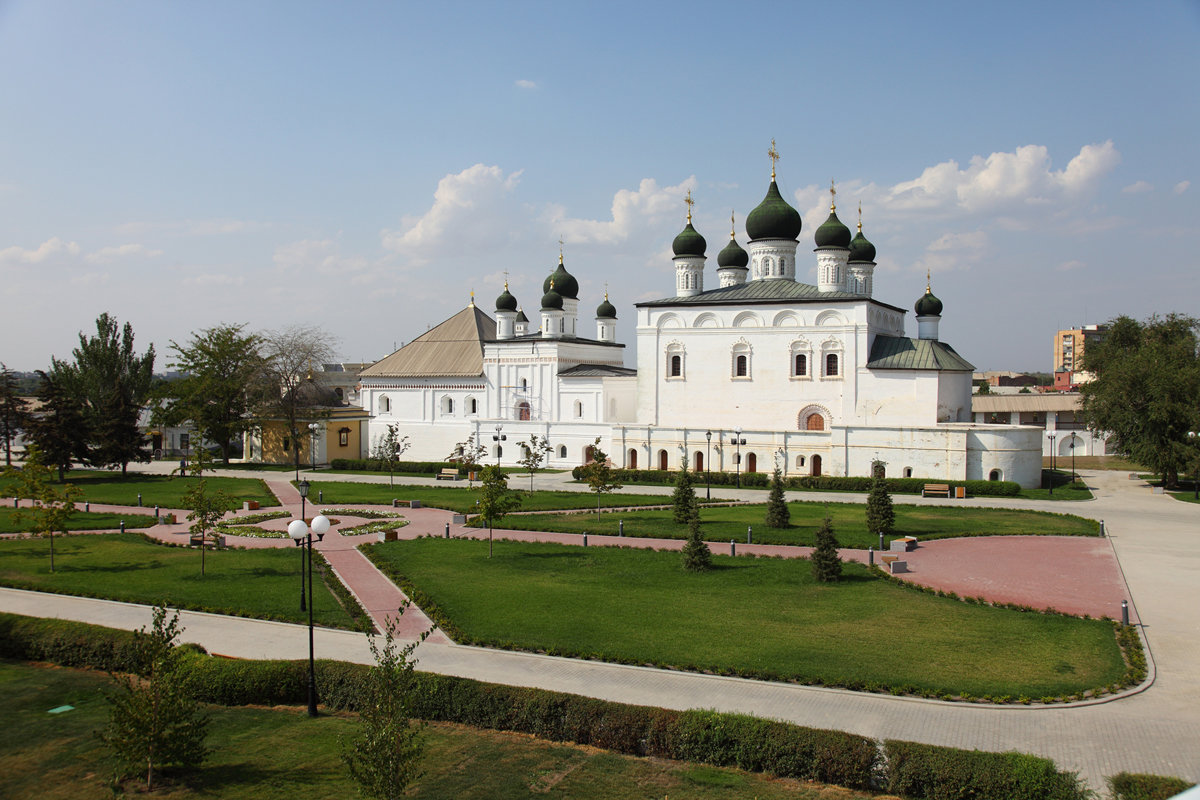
[2, 0, 1197, 373]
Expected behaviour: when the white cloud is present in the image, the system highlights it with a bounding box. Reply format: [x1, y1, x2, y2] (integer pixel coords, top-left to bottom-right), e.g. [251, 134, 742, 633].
[185, 273, 246, 287]
[1175, 180, 1190, 195]
[114, 218, 266, 237]
[273, 238, 368, 277]
[1122, 180, 1153, 194]
[85, 243, 163, 264]
[515, 79, 537, 89]
[913, 230, 989, 275]
[1057, 259, 1086, 272]
[546, 176, 696, 247]
[0, 236, 81, 265]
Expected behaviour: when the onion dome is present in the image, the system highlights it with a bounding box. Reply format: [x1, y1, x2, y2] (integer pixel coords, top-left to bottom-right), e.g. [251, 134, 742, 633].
[915, 285, 943, 317]
[596, 291, 617, 319]
[495, 281, 517, 312]
[672, 222, 706, 257]
[848, 203, 876, 262]
[814, 210, 852, 248]
[542, 253, 579, 300]
[541, 280, 563, 311]
[717, 211, 749, 268]
[745, 180, 802, 241]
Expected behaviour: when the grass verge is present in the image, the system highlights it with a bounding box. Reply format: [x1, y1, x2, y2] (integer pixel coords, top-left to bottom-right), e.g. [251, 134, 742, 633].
[366, 537, 1128, 700]
[0, 508, 156, 533]
[0, 469, 279, 508]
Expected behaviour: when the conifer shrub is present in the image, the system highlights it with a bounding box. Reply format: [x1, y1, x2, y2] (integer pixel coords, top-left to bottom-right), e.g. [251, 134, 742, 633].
[680, 511, 712, 572]
[765, 467, 790, 528]
[866, 473, 896, 537]
[811, 514, 842, 582]
[671, 465, 697, 524]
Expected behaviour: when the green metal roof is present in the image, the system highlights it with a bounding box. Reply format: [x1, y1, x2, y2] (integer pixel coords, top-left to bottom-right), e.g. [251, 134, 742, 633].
[636, 280, 905, 313]
[867, 335, 974, 371]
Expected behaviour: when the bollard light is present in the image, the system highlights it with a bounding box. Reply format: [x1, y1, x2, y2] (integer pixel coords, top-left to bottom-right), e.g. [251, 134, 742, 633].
[583, 533, 588, 547]
[120, 519, 125, 533]
[85, 501, 89, 513]
[879, 531, 884, 550]
[1121, 599, 1129, 626]
[154, 505, 159, 518]
[137, 493, 142, 507]
[318, 490, 323, 503]
[1100, 519, 1106, 537]
[730, 540, 736, 556]
[869, 546, 874, 567]
[12, 498, 17, 508]
[445, 522, 449, 538]
[619, 519, 624, 537]
[747, 525, 752, 544]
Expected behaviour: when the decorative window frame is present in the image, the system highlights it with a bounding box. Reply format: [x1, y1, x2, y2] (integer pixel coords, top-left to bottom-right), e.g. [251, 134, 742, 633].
[440, 395, 455, 416]
[378, 394, 391, 414]
[466, 395, 479, 415]
[789, 338, 813, 380]
[820, 337, 844, 381]
[796, 403, 832, 432]
[731, 339, 752, 380]
[665, 340, 686, 381]
[338, 427, 350, 447]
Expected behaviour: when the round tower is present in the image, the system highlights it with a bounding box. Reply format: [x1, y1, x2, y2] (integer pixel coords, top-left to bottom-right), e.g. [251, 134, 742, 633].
[543, 249, 579, 337]
[745, 140, 801, 282]
[495, 280, 518, 339]
[716, 210, 749, 288]
[595, 290, 617, 341]
[915, 271, 944, 341]
[814, 182, 851, 293]
[673, 190, 706, 297]
[846, 203, 877, 297]
[540, 280, 564, 339]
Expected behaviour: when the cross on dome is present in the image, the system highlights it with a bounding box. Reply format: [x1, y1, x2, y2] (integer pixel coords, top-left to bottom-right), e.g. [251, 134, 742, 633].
[767, 139, 780, 179]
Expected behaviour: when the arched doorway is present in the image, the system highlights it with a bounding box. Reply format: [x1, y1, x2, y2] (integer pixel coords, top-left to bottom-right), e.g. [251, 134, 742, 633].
[989, 468, 1002, 481]
[628, 449, 637, 469]
[746, 453, 757, 473]
[694, 451, 703, 472]
[584, 445, 596, 464]
[806, 413, 824, 431]
[658, 449, 668, 471]
[811, 454, 822, 477]
[516, 401, 531, 421]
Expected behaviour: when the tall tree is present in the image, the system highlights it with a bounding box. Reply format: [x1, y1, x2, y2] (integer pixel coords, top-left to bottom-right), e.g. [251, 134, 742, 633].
[254, 325, 338, 476]
[476, 464, 523, 558]
[26, 370, 89, 481]
[5, 445, 81, 572]
[0, 363, 31, 467]
[53, 313, 155, 475]
[516, 434, 552, 491]
[578, 438, 622, 521]
[811, 514, 843, 583]
[1080, 314, 1200, 488]
[162, 323, 263, 465]
[865, 466, 895, 538]
[764, 466, 790, 528]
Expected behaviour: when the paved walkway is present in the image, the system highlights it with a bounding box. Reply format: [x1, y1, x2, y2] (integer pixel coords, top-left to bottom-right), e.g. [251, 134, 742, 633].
[2, 466, 1199, 793]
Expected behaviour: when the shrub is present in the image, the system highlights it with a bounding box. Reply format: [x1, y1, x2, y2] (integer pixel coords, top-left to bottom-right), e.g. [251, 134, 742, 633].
[884, 740, 1091, 800]
[811, 515, 842, 582]
[569, 468, 1021, 497]
[1108, 772, 1193, 800]
[765, 467, 790, 528]
[671, 466, 697, 524]
[330, 458, 469, 475]
[680, 512, 712, 572]
[866, 473, 895, 537]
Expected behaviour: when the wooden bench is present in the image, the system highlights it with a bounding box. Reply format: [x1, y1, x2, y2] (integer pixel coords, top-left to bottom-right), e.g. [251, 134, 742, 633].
[436, 468, 461, 481]
[880, 554, 908, 574]
[922, 483, 951, 497]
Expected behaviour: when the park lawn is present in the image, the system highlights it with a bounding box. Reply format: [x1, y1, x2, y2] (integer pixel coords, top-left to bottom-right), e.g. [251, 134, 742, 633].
[488, 500, 1100, 549]
[0, 470, 279, 508]
[0, 662, 859, 800]
[0, 533, 357, 630]
[305, 480, 714, 513]
[372, 538, 1126, 699]
[0, 508, 157, 533]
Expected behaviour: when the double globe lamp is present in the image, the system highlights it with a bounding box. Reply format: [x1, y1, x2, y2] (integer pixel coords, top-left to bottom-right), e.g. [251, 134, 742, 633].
[288, 507, 330, 717]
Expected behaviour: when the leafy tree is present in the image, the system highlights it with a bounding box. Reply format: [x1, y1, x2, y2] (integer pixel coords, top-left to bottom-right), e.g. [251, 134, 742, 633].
[449, 434, 487, 488]
[1080, 314, 1200, 488]
[161, 323, 263, 465]
[26, 369, 90, 481]
[865, 466, 895, 538]
[811, 514, 843, 583]
[341, 605, 429, 800]
[680, 509, 711, 572]
[671, 464, 697, 524]
[516, 434, 552, 491]
[254, 325, 338, 478]
[765, 466, 790, 528]
[183, 479, 234, 576]
[5, 445, 81, 573]
[99, 606, 209, 791]
[476, 464, 523, 557]
[0, 362, 31, 467]
[578, 438, 622, 521]
[371, 424, 410, 487]
[53, 313, 156, 475]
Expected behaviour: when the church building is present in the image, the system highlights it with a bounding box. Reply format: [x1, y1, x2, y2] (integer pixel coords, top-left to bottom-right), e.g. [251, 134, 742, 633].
[357, 149, 1041, 486]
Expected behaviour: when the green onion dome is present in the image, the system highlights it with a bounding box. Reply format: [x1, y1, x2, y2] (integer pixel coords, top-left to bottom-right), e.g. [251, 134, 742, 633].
[541, 284, 563, 311]
[745, 180, 802, 241]
[915, 287, 943, 317]
[671, 222, 707, 257]
[848, 230, 876, 262]
[814, 209, 852, 248]
[717, 235, 749, 269]
[495, 284, 518, 312]
[596, 293, 617, 319]
[542, 256, 579, 300]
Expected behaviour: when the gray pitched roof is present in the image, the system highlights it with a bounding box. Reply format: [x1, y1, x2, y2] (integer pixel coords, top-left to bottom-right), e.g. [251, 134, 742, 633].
[360, 305, 496, 378]
[557, 364, 637, 378]
[867, 335, 974, 372]
[636, 280, 905, 313]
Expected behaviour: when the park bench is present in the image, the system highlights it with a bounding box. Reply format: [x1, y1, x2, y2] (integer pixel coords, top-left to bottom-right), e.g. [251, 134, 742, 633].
[889, 536, 918, 552]
[188, 534, 226, 548]
[880, 554, 908, 574]
[436, 468, 461, 481]
[922, 483, 951, 497]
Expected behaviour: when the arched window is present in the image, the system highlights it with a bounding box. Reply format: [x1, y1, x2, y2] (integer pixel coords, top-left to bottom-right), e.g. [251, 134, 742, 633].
[825, 353, 839, 377]
[558, 445, 567, 458]
[731, 342, 751, 379]
[670, 354, 682, 377]
[794, 353, 807, 377]
[666, 342, 685, 379]
[574, 400, 583, 418]
[441, 396, 454, 415]
[628, 448, 637, 469]
[495, 444, 503, 459]
[796, 455, 806, 469]
[904, 467, 914, 478]
[735, 355, 748, 376]
[379, 395, 390, 413]
[467, 397, 478, 414]
[520, 378, 528, 391]
[806, 414, 825, 431]
[989, 468, 1002, 481]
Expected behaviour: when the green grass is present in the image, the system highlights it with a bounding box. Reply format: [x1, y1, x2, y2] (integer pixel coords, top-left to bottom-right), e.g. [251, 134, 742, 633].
[0, 470, 279, 508]
[0, 533, 358, 629]
[305, 480, 717, 513]
[370, 538, 1127, 699]
[0, 661, 861, 800]
[0, 508, 157, 533]
[1043, 455, 1145, 471]
[1017, 470, 1094, 501]
[488, 500, 1100, 549]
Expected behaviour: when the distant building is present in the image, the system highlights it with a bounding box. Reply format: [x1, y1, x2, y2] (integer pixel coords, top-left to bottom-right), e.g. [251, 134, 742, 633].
[1053, 324, 1107, 388]
[971, 392, 1107, 457]
[973, 370, 1040, 389]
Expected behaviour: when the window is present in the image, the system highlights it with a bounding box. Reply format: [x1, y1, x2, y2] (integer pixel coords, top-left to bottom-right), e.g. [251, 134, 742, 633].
[338, 428, 350, 447]
[495, 444, 503, 459]
[558, 445, 567, 458]
[670, 354, 682, 376]
[731, 342, 752, 379]
[666, 342, 685, 379]
[441, 396, 454, 415]
[468, 397, 478, 414]
[282, 436, 290, 452]
[989, 469, 1002, 481]
[520, 378, 528, 391]
[794, 353, 807, 376]
[806, 414, 825, 431]
[735, 355, 748, 376]
[796, 455, 805, 468]
[379, 395, 390, 413]
[903, 467, 913, 478]
[574, 400, 583, 418]
[825, 353, 839, 377]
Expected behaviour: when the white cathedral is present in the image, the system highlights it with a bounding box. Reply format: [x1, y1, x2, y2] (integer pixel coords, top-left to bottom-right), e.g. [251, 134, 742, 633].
[357, 155, 1042, 487]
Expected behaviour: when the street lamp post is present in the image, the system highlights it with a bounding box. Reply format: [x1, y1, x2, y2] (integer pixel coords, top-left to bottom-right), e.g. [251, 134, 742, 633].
[1046, 432, 1057, 496]
[705, 431, 712, 500]
[493, 424, 506, 466]
[288, 513, 331, 718]
[296, 479, 310, 611]
[1068, 431, 1079, 483]
[309, 422, 320, 472]
[730, 428, 747, 489]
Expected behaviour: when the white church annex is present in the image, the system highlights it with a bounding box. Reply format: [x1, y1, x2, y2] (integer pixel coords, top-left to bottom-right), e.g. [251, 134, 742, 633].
[359, 150, 1042, 487]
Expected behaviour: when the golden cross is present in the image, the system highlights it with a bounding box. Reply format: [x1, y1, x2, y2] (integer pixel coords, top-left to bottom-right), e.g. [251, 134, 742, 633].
[558, 236, 564, 264]
[503, 269, 509, 290]
[830, 179, 837, 211]
[730, 209, 736, 238]
[768, 139, 780, 179]
[857, 202, 862, 231]
[684, 189, 695, 222]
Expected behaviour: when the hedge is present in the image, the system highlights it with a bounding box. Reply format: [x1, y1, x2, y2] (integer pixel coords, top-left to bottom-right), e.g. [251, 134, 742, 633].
[1108, 772, 1194, 800]
[570, 467, 1021, 497]
[329, 458, 470, 475]
[884, 740, 1091, 800]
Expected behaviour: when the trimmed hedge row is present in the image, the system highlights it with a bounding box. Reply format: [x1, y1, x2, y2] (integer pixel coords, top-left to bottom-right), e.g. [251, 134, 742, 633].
[1108, 772, 1194, 800]
[884, 740, 1091, 800]
[329, 458, 468, 474]
[570, 467, 1022, 497]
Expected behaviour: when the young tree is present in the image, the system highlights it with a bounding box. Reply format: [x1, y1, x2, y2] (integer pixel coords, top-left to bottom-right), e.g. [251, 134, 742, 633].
[341, 606, 430, 800]
[161, 323, 263, 465]
[99, 606, 209, 791]
[171, 435, 216, 479]
[516, 434, 552, 491]
[476, 464, 523, 557]
[183, 480, 234, 576]
[765, 466, 790, 528]
[449, 434, 487, 488]
[26, 369, 89, 481]
[811, 514, 843, 583]
[865, 468, 895, 538]
[254, 324, 339, 478]
[1080, 314, 1200, 488]
[6, 445, 81, 573]
[0, 363, 31, 467]
[371, 424, 410, 487]
[671, 464, 697, 524]
[578, 438, 622, 522]
[680, 509, 712, 572]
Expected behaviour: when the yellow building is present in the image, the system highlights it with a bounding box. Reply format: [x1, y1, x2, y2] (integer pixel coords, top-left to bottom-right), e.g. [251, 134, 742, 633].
[1053, 324, 1107, 383]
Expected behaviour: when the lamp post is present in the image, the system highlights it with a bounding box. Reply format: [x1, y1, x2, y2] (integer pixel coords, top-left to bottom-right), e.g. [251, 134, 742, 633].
[493, 424, 506, 466]
[1068, 431, 1079, 483]
[288, 513, 331, 717]
[730, 427, 747, 488]
[704, 431, 712, 500]
[1046, 431, 1057, 496]
[296, 479, 310, 611]
[309, 422, 321, 471]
